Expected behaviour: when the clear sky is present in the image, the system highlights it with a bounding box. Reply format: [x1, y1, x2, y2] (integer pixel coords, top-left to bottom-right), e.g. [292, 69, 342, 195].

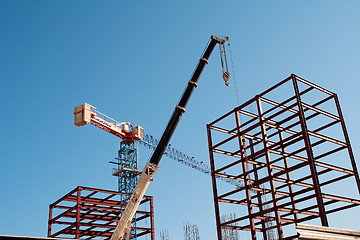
[1, 1, 360, 239]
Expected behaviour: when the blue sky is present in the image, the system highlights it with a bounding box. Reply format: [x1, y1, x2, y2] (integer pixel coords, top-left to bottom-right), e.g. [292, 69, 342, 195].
[1, 1, 360, 239]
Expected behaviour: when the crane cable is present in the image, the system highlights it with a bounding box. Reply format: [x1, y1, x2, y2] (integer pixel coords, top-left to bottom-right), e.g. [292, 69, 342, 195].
[219, 43, 229, 74]
[219, 42, 230, 86]
[219, 40, 240, 106]
[227, 40, 240, 106]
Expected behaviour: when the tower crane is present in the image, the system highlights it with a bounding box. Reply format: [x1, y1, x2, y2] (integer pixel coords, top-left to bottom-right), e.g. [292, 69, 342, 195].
[75, 35, 230, 240]
[74, 102, 243, 188]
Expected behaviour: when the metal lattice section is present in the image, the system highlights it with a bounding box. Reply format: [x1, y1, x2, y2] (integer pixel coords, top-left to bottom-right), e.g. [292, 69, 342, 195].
[139, 134, 243, 188]
[207, 74, 360, 240]
[111, 141, 140, 239]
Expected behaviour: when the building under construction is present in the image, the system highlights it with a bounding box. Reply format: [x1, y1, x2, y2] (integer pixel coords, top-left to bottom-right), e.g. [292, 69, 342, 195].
[207, 74, 360, 239]
[47, 186, 154, 240]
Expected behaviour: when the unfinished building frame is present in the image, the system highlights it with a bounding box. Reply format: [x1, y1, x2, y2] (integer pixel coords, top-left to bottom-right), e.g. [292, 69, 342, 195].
[48, 186, 155, 240]
[207, 74, 360, 239]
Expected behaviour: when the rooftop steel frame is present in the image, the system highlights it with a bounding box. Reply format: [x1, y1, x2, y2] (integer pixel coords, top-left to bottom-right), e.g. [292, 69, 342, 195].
[207, 74, 360, 240]
[48, 186, 154, 240]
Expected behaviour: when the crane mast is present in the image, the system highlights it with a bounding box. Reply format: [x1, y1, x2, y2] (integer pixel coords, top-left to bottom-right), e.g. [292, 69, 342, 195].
[110, 35, 228, 240]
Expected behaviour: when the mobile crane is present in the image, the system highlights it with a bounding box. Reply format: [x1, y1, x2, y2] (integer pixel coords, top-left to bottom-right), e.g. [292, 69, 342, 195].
[75, 35, 229, 239]
[109, 35, 228, 240]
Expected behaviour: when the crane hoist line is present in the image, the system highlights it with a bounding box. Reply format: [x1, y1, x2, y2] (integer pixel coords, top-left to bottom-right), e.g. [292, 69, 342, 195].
[75, 35, 229, 240]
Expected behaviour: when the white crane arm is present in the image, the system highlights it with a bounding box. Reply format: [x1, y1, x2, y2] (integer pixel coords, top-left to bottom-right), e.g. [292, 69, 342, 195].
[110, 162, 159, 240]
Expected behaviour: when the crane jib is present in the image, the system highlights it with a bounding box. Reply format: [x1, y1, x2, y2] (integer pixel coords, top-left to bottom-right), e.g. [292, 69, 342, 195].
[149, 36, 228, 167]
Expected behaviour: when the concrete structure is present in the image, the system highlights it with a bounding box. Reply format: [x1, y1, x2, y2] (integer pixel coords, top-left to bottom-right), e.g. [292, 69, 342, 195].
[297, 224, 360, 240]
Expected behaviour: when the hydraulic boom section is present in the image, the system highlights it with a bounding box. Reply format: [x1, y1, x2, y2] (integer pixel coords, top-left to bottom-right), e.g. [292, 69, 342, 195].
[111, 35, 229, 240]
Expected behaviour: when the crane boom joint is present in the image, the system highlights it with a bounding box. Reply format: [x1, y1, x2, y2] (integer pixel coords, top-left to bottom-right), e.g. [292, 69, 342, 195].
[188, 80, 198, 88]
[175, 105, 186, 113]
[200, 57, 209, 64]
[211, 35, 229, 44]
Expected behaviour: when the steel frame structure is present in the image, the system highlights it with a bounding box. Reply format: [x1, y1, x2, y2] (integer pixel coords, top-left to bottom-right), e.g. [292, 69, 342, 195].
[48, 186, 154, 240]
[207, 74, 360, 240]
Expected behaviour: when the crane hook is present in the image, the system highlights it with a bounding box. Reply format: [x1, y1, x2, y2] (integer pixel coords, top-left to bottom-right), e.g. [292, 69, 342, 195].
[219, 42, 230, 86]
[223, 71, 230, 86]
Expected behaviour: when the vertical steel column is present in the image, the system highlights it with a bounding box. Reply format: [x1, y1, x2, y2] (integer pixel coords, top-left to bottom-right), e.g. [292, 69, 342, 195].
[256, 97, 283, 239]
[207, 124, 223, 240]
[278, 131, 298, 222]
[47, 205, 53, 237]
[333, 94, 360, 194]
[292, 75, 328, 227]
[150, 196, 155, 240]
[76, 186, 81, 239]
[235, 111, 257, 240]
[249, 139, 267, 240]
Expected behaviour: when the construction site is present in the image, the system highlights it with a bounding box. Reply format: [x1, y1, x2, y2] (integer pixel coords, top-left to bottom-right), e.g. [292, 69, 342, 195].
[1, 2, 360, 240]
[3, 35, 360, 240]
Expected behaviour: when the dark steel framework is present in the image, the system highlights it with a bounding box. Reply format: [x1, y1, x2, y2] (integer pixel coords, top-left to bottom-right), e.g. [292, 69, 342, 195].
[207, 74, 360, 239]
[48, 186, 154, 240]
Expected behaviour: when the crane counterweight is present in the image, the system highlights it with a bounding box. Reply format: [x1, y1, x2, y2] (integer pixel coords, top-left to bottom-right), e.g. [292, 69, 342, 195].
[74, 103, 92, 127]
[74, 103, 144, 144]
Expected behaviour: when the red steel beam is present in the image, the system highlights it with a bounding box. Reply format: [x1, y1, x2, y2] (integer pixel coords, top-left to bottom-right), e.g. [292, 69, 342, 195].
[235, 111, 257, 240]
[207, 74, 360, 239]
[207, 124, 223, 240]
[48, 186, 154, 240]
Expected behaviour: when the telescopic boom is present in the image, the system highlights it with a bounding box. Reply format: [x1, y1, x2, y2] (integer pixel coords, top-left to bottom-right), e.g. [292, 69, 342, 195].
[111, 35, 229, 240]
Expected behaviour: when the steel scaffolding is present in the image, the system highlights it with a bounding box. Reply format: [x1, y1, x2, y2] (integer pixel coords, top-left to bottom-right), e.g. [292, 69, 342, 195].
[207, 74, 360, 240]
[48, 186, 154, 240]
